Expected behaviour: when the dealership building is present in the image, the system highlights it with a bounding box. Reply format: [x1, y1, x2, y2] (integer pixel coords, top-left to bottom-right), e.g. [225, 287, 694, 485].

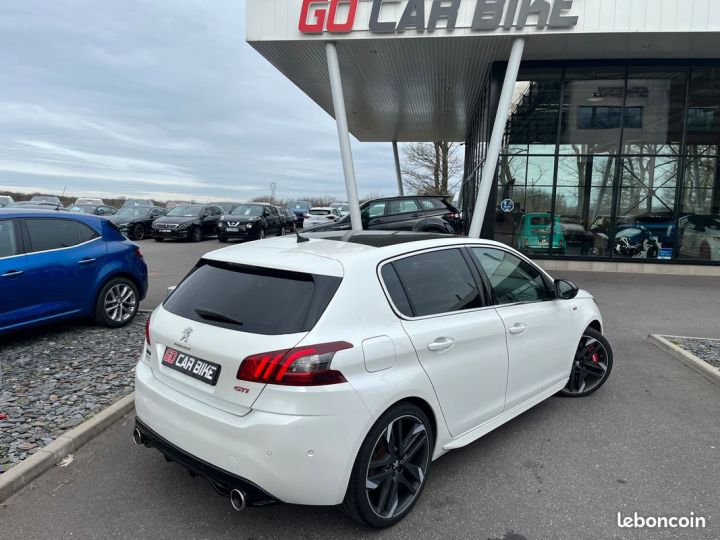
[247, 0, 720, 273]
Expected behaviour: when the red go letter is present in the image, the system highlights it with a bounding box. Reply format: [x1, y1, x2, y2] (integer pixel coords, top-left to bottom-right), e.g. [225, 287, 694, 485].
[299, 0, 358, 34]
[299, 0, 329, 33]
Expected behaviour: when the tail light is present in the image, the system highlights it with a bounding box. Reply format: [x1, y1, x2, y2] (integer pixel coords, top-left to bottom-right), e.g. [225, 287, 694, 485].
[145, 318, 151, 345]
[237, 341, 353, 386]
[135, 247, 144, 258]
[444, 212, 461, 220]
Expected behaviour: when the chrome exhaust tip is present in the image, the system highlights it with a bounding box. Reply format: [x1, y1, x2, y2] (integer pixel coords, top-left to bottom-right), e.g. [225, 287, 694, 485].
[230, 489, 247, 511]
[132, 427, 144, 446]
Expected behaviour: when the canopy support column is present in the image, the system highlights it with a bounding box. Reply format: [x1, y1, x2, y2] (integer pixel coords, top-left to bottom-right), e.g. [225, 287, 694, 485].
[326, 41, 362, 231]
[392, 141, 404, 196]
[468, 37, 525, 238]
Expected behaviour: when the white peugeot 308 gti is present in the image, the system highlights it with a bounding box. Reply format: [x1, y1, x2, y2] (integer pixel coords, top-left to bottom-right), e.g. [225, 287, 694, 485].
[135, 232, 612, 528]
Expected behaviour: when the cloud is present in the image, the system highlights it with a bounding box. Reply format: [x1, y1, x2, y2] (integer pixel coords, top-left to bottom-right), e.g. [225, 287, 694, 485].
[0, 0, 398, 202]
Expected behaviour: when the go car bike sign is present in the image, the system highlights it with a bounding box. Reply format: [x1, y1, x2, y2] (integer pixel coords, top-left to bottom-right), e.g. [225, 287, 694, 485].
[299, 0, 579, 34]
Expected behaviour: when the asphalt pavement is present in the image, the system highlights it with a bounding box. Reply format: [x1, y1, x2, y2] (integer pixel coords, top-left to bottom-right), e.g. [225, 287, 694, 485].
[2, 240, 719, 539]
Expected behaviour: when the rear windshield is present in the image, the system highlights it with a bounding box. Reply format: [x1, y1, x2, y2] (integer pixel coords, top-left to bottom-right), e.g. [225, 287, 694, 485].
[164, 261, 342, 335]
[530, 217, 553, 226]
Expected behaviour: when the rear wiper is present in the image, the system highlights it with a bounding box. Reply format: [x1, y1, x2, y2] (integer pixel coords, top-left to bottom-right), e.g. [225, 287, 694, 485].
[194, 308, 244, 326]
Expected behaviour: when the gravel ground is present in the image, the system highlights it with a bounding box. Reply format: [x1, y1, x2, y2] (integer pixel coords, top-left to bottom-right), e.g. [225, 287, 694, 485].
[665, 336, 720, 369]
[0, 313, 148, 473]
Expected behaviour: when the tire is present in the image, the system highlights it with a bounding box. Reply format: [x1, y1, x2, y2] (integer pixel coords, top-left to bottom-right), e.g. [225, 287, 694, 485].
[94, 277, 139, 328]
[257, 228, 266, 240]
[342, 403, 433, 528]
[154, 237, 163, 242]
[132, 224, 145, 241]
[190, 227, 203, 242]
[421, 227, 447, 234]
[279, 226, 286, 236]
[218, 234, 228, 243]
[558, 328, 613, 398]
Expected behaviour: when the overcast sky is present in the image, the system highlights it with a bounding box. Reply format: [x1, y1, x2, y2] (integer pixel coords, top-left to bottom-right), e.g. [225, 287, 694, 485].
[0, 0, 397, 202]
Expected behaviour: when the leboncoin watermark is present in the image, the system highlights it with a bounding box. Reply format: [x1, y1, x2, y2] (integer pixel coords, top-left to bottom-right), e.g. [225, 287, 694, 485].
[617, 512, 706, 529]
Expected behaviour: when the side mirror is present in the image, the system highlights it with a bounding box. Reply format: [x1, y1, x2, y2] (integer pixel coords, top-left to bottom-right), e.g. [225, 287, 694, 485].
[554, 279, 579, 300]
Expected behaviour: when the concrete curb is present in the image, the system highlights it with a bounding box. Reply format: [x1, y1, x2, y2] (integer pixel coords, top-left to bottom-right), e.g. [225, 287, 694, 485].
[648, 334, 720, 386]
[0, 393, 135, 503]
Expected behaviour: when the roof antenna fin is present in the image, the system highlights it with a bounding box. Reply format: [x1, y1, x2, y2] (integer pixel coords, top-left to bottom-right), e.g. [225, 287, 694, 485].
[296, 229, 310, 243]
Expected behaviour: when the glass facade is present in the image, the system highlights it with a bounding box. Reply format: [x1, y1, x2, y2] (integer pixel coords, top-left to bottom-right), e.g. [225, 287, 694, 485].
[464, 62, 720, 264]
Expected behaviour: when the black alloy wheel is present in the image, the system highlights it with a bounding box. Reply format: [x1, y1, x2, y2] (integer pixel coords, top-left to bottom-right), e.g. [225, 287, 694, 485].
[132, 224, 145, 241]
[558, 328, 613, 397]
[190, 227, 203, 242]
[279, 226, 286, 236]
[343, 403, 432, 528]
[257, 228, 265, 240]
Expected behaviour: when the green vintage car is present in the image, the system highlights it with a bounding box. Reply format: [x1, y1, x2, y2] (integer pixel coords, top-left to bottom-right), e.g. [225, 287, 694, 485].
[514, 213, 566, 254]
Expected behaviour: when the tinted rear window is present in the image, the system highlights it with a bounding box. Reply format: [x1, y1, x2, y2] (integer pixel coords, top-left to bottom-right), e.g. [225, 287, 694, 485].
[164, 261, 341, 335]
[389, 249, 484, 317]
[418, 198, 445, 210]
[25, 219, 98, 252]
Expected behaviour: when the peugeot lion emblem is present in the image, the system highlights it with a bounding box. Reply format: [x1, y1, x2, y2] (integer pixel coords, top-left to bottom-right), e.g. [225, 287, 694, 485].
[180, 327, 193, 343]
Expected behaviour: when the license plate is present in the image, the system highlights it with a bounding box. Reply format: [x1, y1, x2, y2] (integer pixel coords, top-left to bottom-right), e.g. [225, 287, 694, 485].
[161, 230, 172, 234]
[226, 227, 239, 232]
[161, 347, 221, 386]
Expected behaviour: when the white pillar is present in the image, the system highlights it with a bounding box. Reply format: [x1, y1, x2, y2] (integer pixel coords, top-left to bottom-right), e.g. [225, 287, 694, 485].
[326, 41, 362, 231]
[392, 141, 404, 196]
[468, 37, 525, 238]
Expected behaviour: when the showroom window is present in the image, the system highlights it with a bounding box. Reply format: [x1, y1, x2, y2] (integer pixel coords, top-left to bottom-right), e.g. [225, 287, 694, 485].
[464, 61, 720, 265]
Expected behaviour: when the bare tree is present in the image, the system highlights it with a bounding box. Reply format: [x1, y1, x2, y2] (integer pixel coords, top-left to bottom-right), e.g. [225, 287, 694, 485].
[401, 142, 462, 195]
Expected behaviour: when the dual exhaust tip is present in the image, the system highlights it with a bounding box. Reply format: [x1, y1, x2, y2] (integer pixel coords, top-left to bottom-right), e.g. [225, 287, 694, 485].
[132, 427, 146, 446]
[133, 426, 247, 511]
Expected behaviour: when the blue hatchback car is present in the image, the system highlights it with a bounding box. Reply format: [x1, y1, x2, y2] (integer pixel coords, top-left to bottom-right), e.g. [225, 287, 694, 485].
[0, 209, 148, 334]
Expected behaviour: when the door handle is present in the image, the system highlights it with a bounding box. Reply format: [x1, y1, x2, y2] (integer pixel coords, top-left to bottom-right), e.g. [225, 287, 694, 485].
[508, 323, 527, 336]
[78, 258, 97, 265]
[427, 337, 455, 352]
[1, 270, 23, 278]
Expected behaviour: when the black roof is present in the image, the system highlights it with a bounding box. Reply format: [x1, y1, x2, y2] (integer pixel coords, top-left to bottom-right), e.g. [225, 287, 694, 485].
[303, 231, 448, 248]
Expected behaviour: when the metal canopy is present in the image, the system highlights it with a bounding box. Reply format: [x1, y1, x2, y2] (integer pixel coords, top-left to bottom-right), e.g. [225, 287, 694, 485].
[248, 31, 720, 143]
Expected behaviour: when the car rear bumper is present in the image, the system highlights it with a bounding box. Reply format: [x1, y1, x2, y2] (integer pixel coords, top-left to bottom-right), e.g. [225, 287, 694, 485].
[133, 418, 278, 506]
[134, 360, 370, 506]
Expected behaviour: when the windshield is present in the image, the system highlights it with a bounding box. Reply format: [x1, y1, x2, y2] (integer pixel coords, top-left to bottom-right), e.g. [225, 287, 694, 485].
[31, 196, 57, 203]
[230, 205, 263, 217]
[167, 205, 202, 217]
[288, 201, 310, 211]
[68, 205, 96, 214]
[334, 204, 349, 212]
[530, 217, 553, 226]
[116, 207, 150, 216]
[125, 199, 151, 206]
[310, 209, 331, 216]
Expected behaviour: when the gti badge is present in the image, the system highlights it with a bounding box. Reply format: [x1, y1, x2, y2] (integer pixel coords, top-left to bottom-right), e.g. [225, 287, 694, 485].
[180, 327, 193, 343]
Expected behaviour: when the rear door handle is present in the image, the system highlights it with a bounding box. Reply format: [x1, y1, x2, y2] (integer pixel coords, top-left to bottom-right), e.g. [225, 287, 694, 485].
[1, 270, 23, 278]
[427, 337, 455, 352]
[78, 258, 96, 265]
[508, 323, 527, 336]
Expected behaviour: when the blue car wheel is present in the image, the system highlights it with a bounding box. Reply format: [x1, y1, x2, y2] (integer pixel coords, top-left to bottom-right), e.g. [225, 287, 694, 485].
[95, 277, 139, 328]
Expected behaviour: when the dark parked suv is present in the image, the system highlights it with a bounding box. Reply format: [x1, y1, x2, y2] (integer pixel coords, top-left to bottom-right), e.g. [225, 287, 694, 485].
[305, 196, 463, 234]
[152, 205, 222, 242]
[217, 203, 286, 242]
